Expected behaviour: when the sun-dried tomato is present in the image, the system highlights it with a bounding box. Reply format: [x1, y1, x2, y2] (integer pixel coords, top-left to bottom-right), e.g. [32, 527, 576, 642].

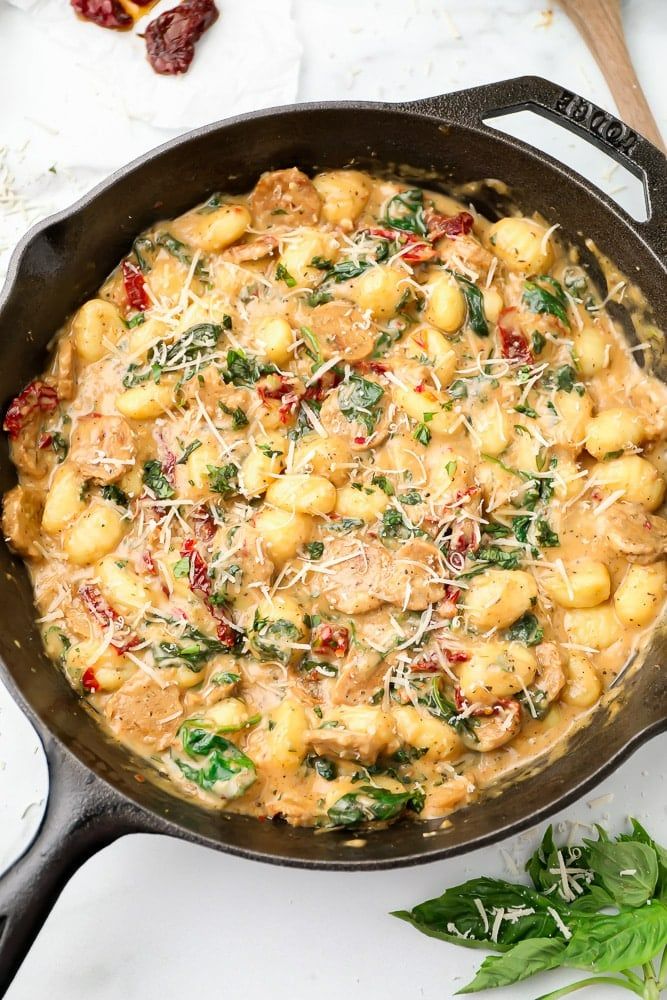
[181, 539, 211, 595]
[70, 0, 132, 29]
[81, 667, 100, 692]
[145, 0, 219, 75]
[444, 648, 469, 663]
[498, 307, 532, 363]
[80, 584, 120, 627]
[122, 260, 150, 312]
[366, 227, 436, 264]
[312, 623, 350, 658]
[410, 657, 439, 673]
[141, 551, 157, 575]
[455, 687, 516, 717]
[425, 210, 474, 242]
[4, 381, 58, 439]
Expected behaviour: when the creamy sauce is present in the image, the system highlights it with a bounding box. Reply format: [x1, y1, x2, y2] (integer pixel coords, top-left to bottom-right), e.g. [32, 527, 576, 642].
[3, 168, 666, 830]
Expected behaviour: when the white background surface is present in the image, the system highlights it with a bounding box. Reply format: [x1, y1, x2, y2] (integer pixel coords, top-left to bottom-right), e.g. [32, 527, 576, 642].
[0, 1, 666, 997]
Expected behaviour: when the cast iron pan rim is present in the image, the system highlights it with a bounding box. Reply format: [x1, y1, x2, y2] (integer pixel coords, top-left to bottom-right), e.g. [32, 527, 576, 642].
[2, 78, 663, 316]
[129, 718, 667, 871]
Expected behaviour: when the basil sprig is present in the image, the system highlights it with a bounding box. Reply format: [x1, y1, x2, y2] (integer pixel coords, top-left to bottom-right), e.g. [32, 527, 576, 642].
[393, 818, 667, 997]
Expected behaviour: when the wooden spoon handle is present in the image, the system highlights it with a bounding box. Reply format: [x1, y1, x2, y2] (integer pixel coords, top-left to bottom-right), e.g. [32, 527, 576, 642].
[557, 0, 665, 152]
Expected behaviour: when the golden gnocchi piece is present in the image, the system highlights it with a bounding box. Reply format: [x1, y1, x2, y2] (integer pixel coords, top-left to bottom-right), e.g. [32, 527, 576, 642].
[585, 407, 646, 460]
[72, 299, 124, 363]
[313, 170, 371, 226]
[542, 559, 611, 609]
[613, 562, 667, 627]
[466, 570, 538, 630]
[487, 217, 554, 272]
[265, 473, 336, 515]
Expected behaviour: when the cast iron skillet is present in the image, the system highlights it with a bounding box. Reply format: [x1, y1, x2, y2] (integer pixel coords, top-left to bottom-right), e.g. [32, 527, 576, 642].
[0, 75, 665, 995]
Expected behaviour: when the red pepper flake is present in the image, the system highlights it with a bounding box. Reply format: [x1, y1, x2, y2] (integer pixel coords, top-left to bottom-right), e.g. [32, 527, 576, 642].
[122, 259, 150, 312]
[70, 0, 132, 29]
[38, 433, 53, 449]
[145, 0, 219, 75]
[498, 308, 532, 363]
[81, 667, 100, 692]
[414, 382, 425, 393]
[354, 436, 367, 445]
[312, 623, 350, 658]
[425, 210, 474, 242]
[3, 381, 58, 439]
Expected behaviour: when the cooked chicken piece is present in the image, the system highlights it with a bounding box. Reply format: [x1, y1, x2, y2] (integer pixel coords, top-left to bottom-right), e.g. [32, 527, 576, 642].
[629, 379, 667, 440]
[70, 414, 135, 484]
[319, 376, 391, 451]
[462, 699, 521, 752]
[534, 642, 565, 704]
[307, 301, 375, 362]
[600, 501, 667, 563]
[319, 538, 392, 614]
[421, 775, 472, 819]
[10, 426, 52, 481]
[249, 168, 321, 229]
[384, 539, 446, 611]
[2, 485, 44, 559]
[63, 596, 97, 639]
[180, 367, 251, 420]
[223, 235, 277, 264]
[306, 706, 399, 764]
[54, 338, 76, 400]
[436, 233, 494, 277]
[105, 672, 182, 751]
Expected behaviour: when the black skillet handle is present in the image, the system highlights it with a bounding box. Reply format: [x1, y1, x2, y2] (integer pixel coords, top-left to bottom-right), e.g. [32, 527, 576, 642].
[0, 738, 147, 997]
[401, 75, 667, 259]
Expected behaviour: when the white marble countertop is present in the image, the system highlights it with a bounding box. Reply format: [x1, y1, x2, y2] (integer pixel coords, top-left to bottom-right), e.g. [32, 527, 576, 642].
[0, 1, 665, 997]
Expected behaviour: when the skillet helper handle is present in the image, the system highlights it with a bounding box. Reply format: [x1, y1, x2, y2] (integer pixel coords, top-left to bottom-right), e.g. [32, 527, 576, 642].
[0, 741, 144, 997]
[402, 75, 667, 259]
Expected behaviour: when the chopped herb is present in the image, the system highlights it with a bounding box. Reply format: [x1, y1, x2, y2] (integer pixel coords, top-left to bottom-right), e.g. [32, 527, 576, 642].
[300, 325, 322, 366]
[176, 440, 202, 465]
[219, 402, 249, 429]
[173, 557, 191, 578]
[532, 331, 546, 355]
[371, 474, 396, 496]
[207, 463, 239, 498]
[156, 232, 208, 279]
[473, 546, 522, 570]
[222, 349, 276, 386]
[604, 449, 624, 461]
[156, 626, 226, 670]
[536, 518, 560, 547]
[211, 671, 241, 686]
[515, 403, 538, 418]
[132, 236, 154, 273]
[257, 443, 283, 458]
[101, 484, 129, 507]
[414, 411, 434, 447]
[329, 517, 364, 534]
[398, 490, 422, 505]
[275, 262, 296, 287]
[143, 460, 175, 500]
[448, 379, 468, 399]
[305, 541, 325, 560]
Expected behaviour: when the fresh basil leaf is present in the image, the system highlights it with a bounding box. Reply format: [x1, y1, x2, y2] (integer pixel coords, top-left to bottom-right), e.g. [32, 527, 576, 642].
[393, 877, 572, 952]
[371, 474, 395, 496]
[219, 402, 248, 430]
[223, 349, 276, 386]
[473, 546, 522, 570]
[584, 840, 659, 908]
[536, 518, 560, 548]
[563, 901, 667, 973]
[617, 819, 667, 902]
[101, 484, 129, 507]
[305, 541, 325, 560]
[459, 937, 566, 994]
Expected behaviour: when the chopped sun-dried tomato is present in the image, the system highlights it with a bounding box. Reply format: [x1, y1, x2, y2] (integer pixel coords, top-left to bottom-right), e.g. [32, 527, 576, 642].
[122, 260, 150, 312]
[410, 657, 440, 673]
[365, 227, 436, 264]
[145, 0, 219, 75]
[498, 308, 532, 363]
[181, 540, 211, 595]
[444, 648, 469, 663]
[141, 551, 157, 575]
[354, 436, 367, 445]
[425, 210, 474, 241]
[79, 584, 120, 627]
[3, 381, 58, 439]
[312, 623, 350, 658]
[81, 667, 100, 692]
[70, 0, 132, 29]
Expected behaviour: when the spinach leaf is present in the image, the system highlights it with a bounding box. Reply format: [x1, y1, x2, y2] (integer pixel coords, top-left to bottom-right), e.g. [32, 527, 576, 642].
[473, 546, 522, 570]
[305, 541, 324, 560]
[460, 938, 566, 993]
[484, 522, 512, 539]
[211, 671, 240, 686]
[219, 402, 249, 429]
[207, 463, 239, 497]
[222, 349, 276, 386]
[275, 262, 296, 287]
[143, 460, 175, 500]
[506, 612, 544, 646]
[175, 723, 256, 797]
[425, 676, 477, 738]
[156, 232, 208, 279]
[398, 490, 422, 505]
[156, 626, 226, 670]
[532, 331, 546, 355]
[132, 236, 154, 273]
[328, 517, 364, 534]
[338, 375, 384, 435]
[177, 439, 202, 464]
[328, 785, 424, 826]
[455, 275, 489, 337]
[523, 276, 570, 328]
[251, 615, 300, 664]
[382, 188, 428, 236]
